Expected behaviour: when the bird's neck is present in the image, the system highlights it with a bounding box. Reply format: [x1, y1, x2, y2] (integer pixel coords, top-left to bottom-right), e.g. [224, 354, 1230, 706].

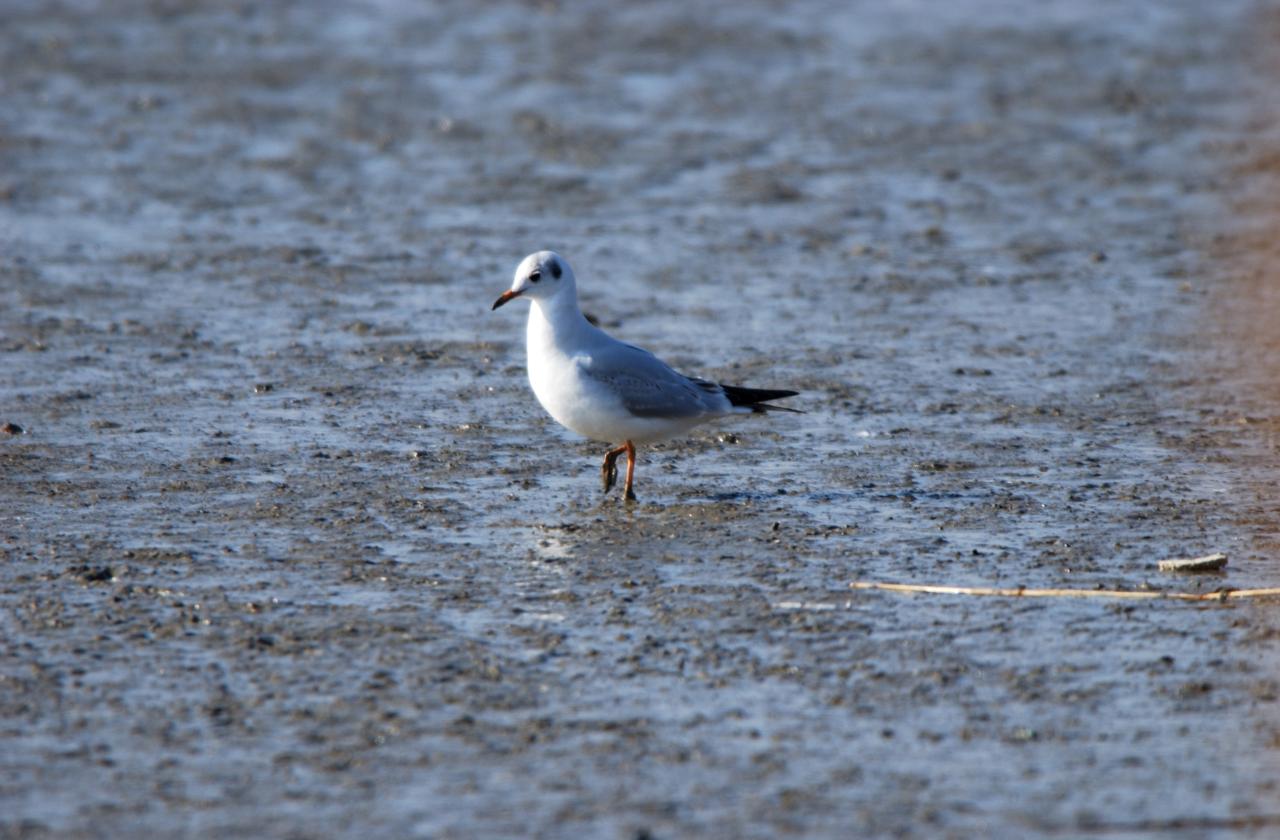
[527, 292, 591, 351]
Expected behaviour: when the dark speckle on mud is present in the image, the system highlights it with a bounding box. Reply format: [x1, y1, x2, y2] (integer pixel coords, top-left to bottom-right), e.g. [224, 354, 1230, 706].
[2, 0, 1280, 838]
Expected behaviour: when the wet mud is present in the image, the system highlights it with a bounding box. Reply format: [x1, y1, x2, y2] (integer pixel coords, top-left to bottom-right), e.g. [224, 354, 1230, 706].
[3, 1, 1280, 837]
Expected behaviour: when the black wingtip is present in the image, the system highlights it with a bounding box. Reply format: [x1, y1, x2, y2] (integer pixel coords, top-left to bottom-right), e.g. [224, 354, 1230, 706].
[747, 399, 798, 412]
[721, 384, 802, 413]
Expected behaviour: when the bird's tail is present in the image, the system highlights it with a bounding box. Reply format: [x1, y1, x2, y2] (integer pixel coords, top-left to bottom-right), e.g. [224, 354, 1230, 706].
[721, 385, 804, 414]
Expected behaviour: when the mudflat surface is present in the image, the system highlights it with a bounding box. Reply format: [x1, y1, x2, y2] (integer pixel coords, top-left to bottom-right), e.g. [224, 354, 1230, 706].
[3, 1, 1279, 837]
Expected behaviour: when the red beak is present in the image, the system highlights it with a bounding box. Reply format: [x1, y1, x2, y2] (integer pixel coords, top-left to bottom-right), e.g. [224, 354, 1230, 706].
[492, 289, 522, 311]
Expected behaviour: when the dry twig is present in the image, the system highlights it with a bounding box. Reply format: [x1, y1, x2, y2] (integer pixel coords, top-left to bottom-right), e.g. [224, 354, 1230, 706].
[848, 581, 1280, 601]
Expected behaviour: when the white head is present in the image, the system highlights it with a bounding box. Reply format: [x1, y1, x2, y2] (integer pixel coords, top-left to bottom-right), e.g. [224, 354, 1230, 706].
[492, 251, 576, 311]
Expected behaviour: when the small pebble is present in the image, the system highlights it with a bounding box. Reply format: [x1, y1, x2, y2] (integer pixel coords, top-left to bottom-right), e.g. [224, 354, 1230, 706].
[1157, 552, 1227, 572]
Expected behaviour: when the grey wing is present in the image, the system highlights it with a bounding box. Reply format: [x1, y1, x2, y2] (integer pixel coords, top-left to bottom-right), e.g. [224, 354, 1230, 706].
[580, 343, 726, 419]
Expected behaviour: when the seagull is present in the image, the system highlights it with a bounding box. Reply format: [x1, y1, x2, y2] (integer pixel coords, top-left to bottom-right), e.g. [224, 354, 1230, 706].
[492, 250, 800, 502]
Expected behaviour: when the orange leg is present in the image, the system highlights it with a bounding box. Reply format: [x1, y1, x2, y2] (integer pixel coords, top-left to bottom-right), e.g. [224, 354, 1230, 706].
[601, 443, 628, 493]
[622, 440, 638, 502]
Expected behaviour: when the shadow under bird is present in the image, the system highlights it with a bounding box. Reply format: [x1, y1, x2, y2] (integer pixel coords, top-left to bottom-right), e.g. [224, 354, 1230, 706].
[491, 251, 801, 501]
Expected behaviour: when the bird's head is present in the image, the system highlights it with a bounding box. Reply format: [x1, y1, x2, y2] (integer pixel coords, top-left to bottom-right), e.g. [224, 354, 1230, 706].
[492, 251, 575, 311]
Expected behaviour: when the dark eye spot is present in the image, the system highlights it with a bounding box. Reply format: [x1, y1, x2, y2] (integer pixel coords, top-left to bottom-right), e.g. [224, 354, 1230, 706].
[529, 270, 541, 283]
[549, 260, 562, 279]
